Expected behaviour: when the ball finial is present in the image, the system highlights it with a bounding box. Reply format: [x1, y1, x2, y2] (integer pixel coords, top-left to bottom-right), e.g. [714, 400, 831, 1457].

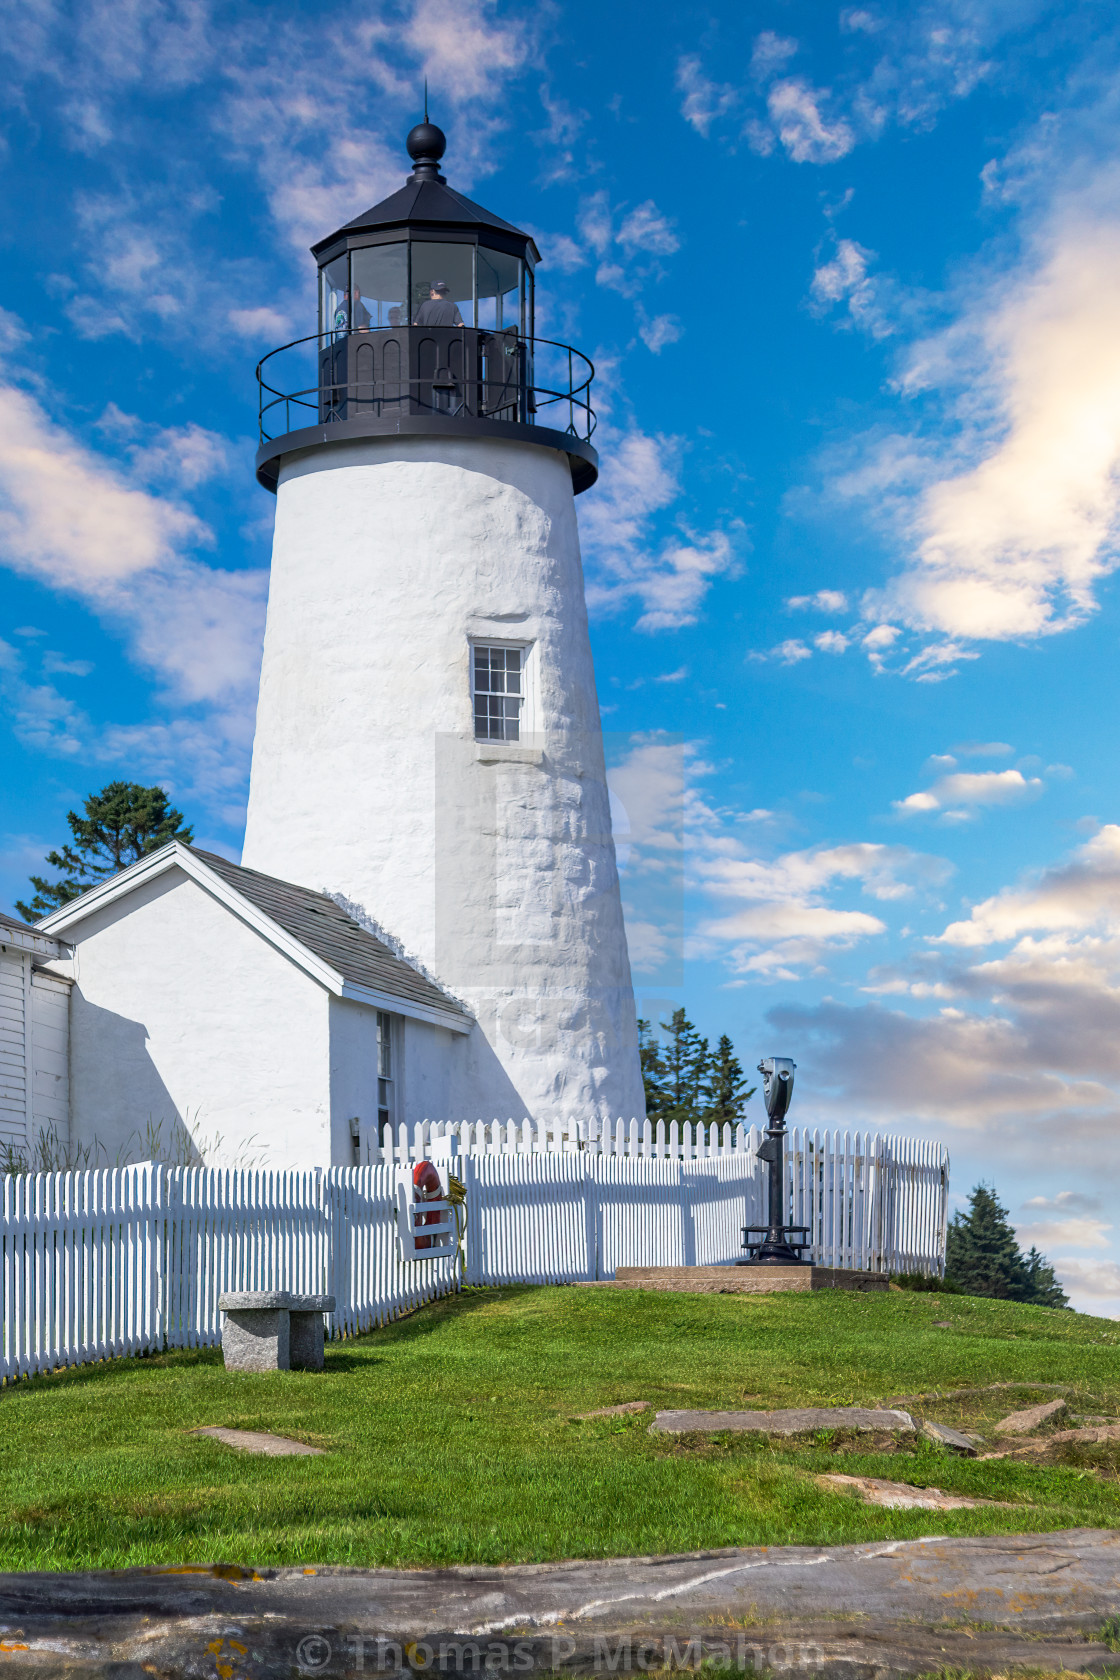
[406, 122, 447, 172]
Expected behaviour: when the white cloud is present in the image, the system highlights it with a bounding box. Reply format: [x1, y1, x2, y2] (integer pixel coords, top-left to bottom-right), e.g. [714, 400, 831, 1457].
[402, 0, 526, 104]
[579, 426, 738, 632]
[814, 630, 849, 653]
[867, 217, 1120, 641]
[1017, 1216, 1111, 1250]
[894, 768, 1043, 816]
[764, 80, 855, 164]
[616, 202, 680, 257]
[0, 384, 205, 591]
[810, 237, 892, 338]
[128, 423, 234, 492]
[1025, 1189, 1102, 1214]
[638, 312, 683, 354]
[576, 190, 613, 258]
[229, 306, 291, 340]
[676, 55, 737, 136]
[788, 589, 849, 613]
[0, 326, 266, 805]
[610, 739, 951, 983]
[698, 839, 951, 977]
[938, 824, 1120, 947]
[1051, 1257, 1120, 1300]
[953, 740, 1013, 758]
[751, 32, 799, 79]
[770, 638, 813, 665]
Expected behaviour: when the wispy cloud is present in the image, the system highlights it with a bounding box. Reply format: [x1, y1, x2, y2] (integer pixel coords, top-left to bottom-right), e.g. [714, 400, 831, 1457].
[0, 319, 266, 806]
[609, 738, 951, 982]
[579, 426, 738, 631]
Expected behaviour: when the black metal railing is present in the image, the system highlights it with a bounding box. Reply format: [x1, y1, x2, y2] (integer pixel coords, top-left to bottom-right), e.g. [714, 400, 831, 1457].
[257, 327, 595, 445]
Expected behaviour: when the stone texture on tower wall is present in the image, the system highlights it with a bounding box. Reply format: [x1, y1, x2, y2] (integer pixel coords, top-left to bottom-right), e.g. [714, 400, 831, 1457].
[242, 434, 645, 1123]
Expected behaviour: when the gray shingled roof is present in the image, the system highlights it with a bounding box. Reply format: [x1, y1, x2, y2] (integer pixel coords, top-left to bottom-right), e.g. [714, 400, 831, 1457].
[191, 848, 467, 1022]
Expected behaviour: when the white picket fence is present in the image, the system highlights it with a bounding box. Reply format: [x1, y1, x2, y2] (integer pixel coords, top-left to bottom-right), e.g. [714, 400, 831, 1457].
[1, 1126, 948, 1384]
[374, 1117, 757, 1161]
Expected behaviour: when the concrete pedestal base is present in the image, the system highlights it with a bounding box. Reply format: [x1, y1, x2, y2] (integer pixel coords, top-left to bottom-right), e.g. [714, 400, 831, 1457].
[218, 1291, 335, 1372]
[609, 1264, 888, 1294]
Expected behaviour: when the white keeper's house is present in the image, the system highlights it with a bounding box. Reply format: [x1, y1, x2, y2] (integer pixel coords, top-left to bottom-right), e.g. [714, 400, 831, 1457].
[13, 121, 647, 1169]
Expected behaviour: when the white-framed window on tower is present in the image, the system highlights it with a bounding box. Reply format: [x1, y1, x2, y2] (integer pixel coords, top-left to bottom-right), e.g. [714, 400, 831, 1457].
[377, 1010, 395, 1145]
[472, 641, 531, 742]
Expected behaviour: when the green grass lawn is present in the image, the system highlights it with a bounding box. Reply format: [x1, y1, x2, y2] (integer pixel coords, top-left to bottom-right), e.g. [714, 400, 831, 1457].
[1, 1284, 1119, 1572]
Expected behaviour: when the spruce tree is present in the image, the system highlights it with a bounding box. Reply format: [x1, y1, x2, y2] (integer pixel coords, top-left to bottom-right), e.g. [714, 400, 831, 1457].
[16, 782, 194, 921]
[703, 1035, 755, 1127]
[946, 1184, 1026, 1299]
[945, 1184, 1068, 1307]
[637, 1019, 669, 1118]
[1022, 1245, 1069, 1308]
[658, 1008, 709, 1125]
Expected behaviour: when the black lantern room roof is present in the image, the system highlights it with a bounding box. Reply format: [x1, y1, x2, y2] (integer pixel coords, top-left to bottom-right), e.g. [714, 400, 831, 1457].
[310, 122, 541, 266]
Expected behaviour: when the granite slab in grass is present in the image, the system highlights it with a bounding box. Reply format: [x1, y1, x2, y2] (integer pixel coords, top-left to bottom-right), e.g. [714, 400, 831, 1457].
[994, 1397, 1068, 1435]
[919, 1419, 980, 1456]
[651, 1406, 915, 1435]
[189, 1427, 324, 1456]
[818, 1473, 1006, 1510]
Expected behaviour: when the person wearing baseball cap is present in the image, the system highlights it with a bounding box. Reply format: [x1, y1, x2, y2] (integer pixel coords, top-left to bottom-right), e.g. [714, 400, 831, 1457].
[413, 280, 464, 327]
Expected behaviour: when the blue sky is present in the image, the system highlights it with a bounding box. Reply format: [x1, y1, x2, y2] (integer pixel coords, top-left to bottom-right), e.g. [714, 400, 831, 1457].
[3, 0, 1120, 1310]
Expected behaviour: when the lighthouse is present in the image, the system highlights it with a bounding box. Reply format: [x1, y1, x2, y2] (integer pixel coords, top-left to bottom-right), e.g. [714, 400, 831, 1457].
[241, 122, 645, 1125]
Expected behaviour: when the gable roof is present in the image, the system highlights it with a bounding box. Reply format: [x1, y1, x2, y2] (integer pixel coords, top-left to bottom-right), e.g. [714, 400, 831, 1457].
[36, 843, 470, 1034]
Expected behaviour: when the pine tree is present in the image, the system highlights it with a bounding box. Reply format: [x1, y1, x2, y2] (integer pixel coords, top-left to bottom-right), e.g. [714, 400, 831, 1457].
[945, 1183, 1068, 1307]
[15, 782, 194, 922]
[945, 1184, 1027, 1299]
[1022, 1245, 1069, 1309]
[703, 1035, 755, 1128]
[658, 1008, 709, 1126]
[637, 1019, 669, 1118]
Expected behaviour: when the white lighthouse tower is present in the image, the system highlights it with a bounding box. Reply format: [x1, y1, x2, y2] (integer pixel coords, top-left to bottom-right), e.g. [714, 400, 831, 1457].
[241, 121, 644, 1124]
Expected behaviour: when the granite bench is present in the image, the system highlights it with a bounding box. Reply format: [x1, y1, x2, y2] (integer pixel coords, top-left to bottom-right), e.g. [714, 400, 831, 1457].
[217, 1291, 336, 1373]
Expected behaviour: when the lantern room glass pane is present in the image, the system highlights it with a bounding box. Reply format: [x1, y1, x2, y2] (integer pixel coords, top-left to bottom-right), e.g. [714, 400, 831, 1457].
[350, 244, 407, 329]
[320, 256, 349, 339]
[476, 247, 522, 332]
[409, 242, 474, 327]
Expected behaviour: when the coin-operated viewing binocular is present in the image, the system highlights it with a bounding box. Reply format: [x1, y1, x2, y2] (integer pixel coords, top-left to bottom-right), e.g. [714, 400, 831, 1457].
[737, 1054, 812, 1268]
[759, 1056, 795, 1125]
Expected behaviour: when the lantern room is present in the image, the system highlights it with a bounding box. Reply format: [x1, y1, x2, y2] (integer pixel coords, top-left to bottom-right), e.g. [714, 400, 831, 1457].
[313, 122, 535, 339]
[255, 122, 597, 493]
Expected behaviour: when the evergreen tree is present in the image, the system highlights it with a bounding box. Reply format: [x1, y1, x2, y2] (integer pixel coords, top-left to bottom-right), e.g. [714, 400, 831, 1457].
[945, 1183, 1068, 1307]
[16, 782, 193, 921]
[1022, 1245, 1069, 1309]
[657, 1008, 709, 1125]
[703, 1035, 756, 1127]
[636, 1018, 669, 1118]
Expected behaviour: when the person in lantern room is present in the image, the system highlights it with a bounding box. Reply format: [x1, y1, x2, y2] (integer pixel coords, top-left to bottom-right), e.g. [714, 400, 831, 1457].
[334, 288, 371, 333]
[413, 280, 464, 327]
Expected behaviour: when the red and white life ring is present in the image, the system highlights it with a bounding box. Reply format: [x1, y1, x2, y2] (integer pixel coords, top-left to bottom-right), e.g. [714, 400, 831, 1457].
[412, 1159, 443, 1250]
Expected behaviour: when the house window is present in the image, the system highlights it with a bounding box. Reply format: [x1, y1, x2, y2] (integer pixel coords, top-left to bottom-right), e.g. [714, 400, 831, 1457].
[472, 644, 524, 742]
[377, 1010, 394, 1143]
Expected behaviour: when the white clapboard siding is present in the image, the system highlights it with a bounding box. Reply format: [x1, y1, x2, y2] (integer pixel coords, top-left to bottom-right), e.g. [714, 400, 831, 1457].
[0, 949, 30, 1154]
[1, 1129, 948, 1385]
